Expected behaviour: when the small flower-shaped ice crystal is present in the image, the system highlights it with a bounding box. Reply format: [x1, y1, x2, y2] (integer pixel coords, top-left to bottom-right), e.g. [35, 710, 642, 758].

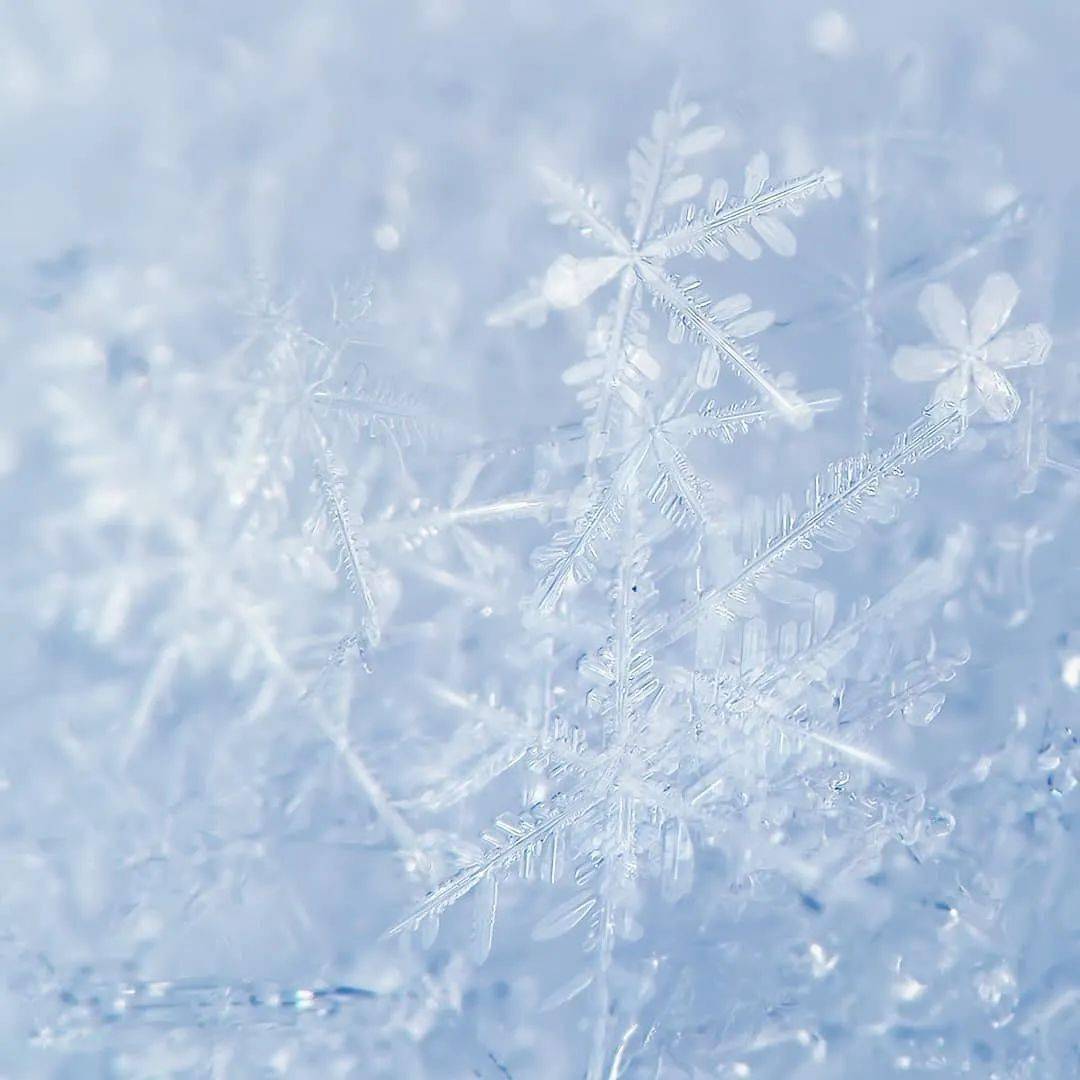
[892, 273, 1051, 421]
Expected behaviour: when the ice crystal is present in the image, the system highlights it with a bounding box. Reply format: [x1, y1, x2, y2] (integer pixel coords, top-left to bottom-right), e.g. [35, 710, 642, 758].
[391, 92, 1052, 1078]
[6, 6, 1080, 1078]
[892, 273, 1052, 421]
[490, 87, 841, 444]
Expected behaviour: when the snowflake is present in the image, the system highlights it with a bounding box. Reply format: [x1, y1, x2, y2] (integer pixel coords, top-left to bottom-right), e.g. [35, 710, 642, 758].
[489, 84, 841, 446]
[389, 93, 1016, 1078]
[892, 272, 1051, 421]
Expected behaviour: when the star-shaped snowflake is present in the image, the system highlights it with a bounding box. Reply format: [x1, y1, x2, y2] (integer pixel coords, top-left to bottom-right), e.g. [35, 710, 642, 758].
[892, 272, 1051, 421]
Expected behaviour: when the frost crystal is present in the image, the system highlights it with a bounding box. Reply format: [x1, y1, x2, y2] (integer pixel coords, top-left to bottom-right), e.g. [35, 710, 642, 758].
[893, 273, 1052, 421]
[6, 8, 1079, 1079]
[389, 91, 1059, 1078]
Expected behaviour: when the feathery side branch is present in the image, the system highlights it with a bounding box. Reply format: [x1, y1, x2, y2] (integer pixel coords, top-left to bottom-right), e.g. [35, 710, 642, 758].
[637, 262, 810, 424]
[644, 168, 841, 261]
[311, 389, 428, 424]
[530, 437, 651, 614]
[653, 402, 967, 649]
[605, 495, 660, 748]
[538, 167, 630, 255]
[688, 544, 967, 784]
[626, 86, 705, 247]
[313, 455, 381, 647]
[385, 791, 601, 937]
[649, 431, 715, 527]
[590, 269, 643, 462]
[661, 392, 841, 442]
[361, 493, 557, 545]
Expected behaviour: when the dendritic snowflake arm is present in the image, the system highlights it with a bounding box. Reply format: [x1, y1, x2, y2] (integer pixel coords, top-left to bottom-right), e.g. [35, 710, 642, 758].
[310, 374, 439, 447]
[639, 263, 809, 422]
[660, 392, 840, 443]
[592, 504, 663, 750]
[530, 437, 651, 614]
[712, 401, 966, 610]
[653, 401, 968, 648]
[625, 86, 724, 246]
[643, 156, 841, 262]
[386, 791, 600, 938]
[647, 431, 716, 527]
[361, 492, 555, 548]
[310, 451, 381, 647]
[540, 166, 631, 256]
[688, 532, 972, 766]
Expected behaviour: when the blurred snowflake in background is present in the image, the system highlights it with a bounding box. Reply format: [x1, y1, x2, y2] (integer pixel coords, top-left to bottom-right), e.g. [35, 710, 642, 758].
[2, 3, 1079, 1077]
